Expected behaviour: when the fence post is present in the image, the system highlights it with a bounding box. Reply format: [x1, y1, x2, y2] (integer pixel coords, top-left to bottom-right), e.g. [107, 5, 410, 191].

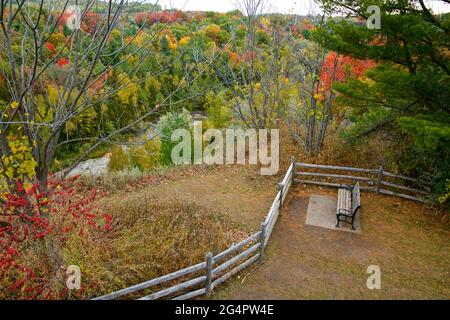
[259, 222, 266, 259]
[291, 156, 296, 185]
[377, 166, 384, 193]
[205, 252, 213, 297]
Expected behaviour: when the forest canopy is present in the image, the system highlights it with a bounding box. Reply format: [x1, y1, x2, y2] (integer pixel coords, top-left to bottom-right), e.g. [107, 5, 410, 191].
[0, 0, 448, 197]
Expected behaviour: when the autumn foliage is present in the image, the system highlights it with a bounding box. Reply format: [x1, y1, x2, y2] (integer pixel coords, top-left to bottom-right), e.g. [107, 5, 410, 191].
[225, 48, 257, 66]
[134, 10, 184, 27]
[319, 52, 376, 93]
[0, 176, 111, 299]
[45, 41, 69, 68]
[55, 10, 101, 35]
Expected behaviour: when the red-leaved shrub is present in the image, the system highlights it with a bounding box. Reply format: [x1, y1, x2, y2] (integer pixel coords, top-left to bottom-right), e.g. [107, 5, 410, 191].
[319, 52, 376, 93]
[0, 176, 111, 299]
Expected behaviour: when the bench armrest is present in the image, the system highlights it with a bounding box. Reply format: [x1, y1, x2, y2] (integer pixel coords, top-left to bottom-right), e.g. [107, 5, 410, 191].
[339, 184, 354, 191]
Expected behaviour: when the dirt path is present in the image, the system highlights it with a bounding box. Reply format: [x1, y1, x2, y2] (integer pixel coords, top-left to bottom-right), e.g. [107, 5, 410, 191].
[215, 186, 450, 299]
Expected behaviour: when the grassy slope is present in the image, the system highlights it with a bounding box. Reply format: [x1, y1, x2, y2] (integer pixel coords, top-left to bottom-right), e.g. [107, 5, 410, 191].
[65, 165, 277, 299]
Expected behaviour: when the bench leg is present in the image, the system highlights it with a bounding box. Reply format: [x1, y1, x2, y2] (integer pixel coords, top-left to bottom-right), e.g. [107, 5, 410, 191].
[351, 217, 356, 231]
[335, 215, 340, 228]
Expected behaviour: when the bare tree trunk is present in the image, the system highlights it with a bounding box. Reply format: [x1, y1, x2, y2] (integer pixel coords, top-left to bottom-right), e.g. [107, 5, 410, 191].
[284, 14, 340, 155]
[213, 0, 284, 130]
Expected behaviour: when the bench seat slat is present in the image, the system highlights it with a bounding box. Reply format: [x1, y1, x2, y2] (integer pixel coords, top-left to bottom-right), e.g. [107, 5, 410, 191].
[345, 190, 351, 211]
[337, 189, 341, 212]
[337, 188, 351, 214]
[337, 189, 342, 213]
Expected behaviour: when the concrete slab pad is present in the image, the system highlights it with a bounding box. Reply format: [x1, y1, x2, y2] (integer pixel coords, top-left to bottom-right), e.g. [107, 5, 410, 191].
[305, 195, 361, 233]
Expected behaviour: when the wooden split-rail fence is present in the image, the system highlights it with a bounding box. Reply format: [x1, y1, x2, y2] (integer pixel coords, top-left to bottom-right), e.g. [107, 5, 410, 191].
[294, 163, 433, 204]
[93, 158, 296, 300]
[93, 160, 432, 300]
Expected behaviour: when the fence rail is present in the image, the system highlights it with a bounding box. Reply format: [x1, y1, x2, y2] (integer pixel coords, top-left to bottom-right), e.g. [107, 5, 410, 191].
[93, 157, 296, 301]
[93, 160, 430, 300]
[294, 163, 433, 204]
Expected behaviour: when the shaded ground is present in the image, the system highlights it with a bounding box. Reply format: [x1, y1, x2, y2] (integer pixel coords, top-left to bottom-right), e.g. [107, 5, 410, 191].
[215, 185, 450, 300]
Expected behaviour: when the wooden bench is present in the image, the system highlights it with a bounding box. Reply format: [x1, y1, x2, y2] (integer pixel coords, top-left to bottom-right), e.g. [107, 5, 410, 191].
[336, 182, 361, 230]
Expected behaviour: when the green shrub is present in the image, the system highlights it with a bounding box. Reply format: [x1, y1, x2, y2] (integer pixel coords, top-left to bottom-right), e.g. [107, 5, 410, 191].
[439, 180, 450, 207]
[156, 109, 192, 165]
[108, 145, 130, 172]
[130, 139, 161, 171]
[144, 138, 161, 165]
[204, 90, 230, 129]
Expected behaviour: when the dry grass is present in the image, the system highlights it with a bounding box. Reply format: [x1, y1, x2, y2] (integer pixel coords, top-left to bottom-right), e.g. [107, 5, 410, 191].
[0, 186, 245, 299]
[279, 123, 405, 173]
[0, 164, 269, 300]
[61, 193, 246, 299]
[2, 164, 263, 300]
[78, 165, 218, 193]
[79, 167, 151, 190]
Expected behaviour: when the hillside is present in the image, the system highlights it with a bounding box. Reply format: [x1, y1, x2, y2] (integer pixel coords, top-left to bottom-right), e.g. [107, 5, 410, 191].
[0, 0, 448, 301]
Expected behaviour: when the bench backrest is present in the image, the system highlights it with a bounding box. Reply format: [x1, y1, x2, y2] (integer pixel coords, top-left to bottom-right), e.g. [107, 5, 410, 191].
[352, 181, 361, 214]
